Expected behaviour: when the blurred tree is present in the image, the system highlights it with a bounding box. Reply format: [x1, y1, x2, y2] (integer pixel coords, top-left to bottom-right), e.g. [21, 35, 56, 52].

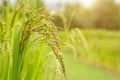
[52, 13, 66, 28]
[93, 0, 120, 30]
[62, 0, 120, 30]
[64, 3, 83, 28]
[63, 3, 97, 29]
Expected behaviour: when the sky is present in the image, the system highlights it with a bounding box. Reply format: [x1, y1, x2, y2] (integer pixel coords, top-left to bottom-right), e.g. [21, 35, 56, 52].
[0, 0, 16, 5]
[1, 0, 120, 8]
[44, 0, 96, 8]
[44, 0, 120, 9]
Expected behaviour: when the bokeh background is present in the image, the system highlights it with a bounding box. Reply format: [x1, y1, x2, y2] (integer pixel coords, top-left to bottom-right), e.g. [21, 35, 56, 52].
[0, 0, 120, 80]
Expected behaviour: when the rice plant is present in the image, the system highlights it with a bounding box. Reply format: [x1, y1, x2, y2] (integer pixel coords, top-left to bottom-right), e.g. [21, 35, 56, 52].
[55, 12, 89, 60]
[0, 0, 66, 80]
[68, 28, 90, 59]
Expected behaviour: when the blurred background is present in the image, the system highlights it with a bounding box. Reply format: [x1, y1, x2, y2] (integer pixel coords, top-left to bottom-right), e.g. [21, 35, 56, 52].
[0, 0, 120, 80]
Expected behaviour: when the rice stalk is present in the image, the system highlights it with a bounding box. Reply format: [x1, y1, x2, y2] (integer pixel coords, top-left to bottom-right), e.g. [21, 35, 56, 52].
[68, 28, 90, 59]
[0, 0, 67, 79]
[11, 5, 66, 80]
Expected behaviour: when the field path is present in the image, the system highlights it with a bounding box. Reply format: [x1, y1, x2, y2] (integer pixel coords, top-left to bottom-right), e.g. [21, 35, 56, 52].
[64, 53, 120, 80]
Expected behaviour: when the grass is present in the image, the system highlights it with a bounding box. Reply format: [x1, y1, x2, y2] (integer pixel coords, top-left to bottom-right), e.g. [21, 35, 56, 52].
[64, 52, 120, 80]
[60, 28, 120, 79]
[82, 29, 120, 72]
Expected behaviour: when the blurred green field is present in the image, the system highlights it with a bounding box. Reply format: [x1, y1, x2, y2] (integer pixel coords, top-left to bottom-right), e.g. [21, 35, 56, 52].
[82, 29, 120, 72]
[64, 53, 120, 80]
[61, 29, 120, 80]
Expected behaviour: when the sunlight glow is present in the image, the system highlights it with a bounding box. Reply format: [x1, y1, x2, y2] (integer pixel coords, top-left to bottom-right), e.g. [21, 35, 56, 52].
[79, 0, 95, 8]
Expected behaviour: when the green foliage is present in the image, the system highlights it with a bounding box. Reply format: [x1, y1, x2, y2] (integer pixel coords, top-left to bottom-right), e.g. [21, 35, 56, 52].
[65, 28, 120, 76]
[64, 53, 120, 80]
[0, 0, 66, 80]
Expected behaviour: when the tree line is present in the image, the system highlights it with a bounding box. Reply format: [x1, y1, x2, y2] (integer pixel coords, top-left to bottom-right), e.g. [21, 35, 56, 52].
[52, 0, 120, 30]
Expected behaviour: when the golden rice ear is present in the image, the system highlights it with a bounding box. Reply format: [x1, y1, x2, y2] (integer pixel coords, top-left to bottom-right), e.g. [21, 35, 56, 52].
[19, 7, 67, 79]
